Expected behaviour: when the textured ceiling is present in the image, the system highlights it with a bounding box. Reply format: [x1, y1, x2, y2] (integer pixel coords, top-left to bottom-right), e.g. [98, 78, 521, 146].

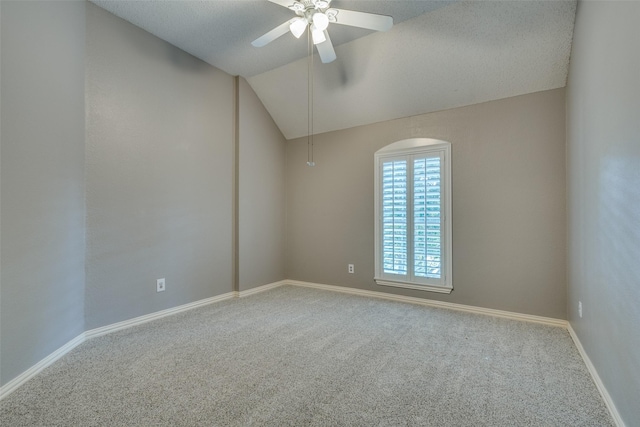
[249, 0, 577, 139]
[90, 0, 452, 77]
[90, 0, 576, 140]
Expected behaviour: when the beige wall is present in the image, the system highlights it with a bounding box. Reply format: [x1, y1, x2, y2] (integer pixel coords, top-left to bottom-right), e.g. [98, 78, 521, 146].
[1, 1, 86, 385]
[85, 4, 234, 329]
[287, 88, 567, 319]
[566, 1, 640, 424]
[238, 79, 286, 291]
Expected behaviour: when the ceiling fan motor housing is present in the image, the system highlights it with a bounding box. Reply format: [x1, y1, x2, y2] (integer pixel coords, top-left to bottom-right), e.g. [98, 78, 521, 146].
[252, 0, 392, 63]
[291, 0, 333, 17]
[289, 0, 333, 43]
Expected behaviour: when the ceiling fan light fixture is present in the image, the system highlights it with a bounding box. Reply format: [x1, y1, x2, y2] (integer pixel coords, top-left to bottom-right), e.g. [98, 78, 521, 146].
[253, 1, 392, 63]
[312, 12, 329, 31]
[311, 25, 326, 44]
[289, 17, 307, 39]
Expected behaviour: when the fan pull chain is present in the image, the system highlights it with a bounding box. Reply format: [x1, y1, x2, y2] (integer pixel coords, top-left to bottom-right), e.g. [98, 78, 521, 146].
[307, 27, 315, 167]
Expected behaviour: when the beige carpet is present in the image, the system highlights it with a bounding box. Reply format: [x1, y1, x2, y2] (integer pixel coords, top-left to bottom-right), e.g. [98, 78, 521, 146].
[0, 285, 613, 426]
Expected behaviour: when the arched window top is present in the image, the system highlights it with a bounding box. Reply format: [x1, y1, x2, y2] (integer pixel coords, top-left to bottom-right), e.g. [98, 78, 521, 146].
[376, 138, 450, 155]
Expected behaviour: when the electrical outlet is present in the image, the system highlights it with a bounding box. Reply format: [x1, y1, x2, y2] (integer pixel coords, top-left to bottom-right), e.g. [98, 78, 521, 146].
[157, 278, 166, 293]
[578, 301, 582, 318]
[348, 264, 355, 274]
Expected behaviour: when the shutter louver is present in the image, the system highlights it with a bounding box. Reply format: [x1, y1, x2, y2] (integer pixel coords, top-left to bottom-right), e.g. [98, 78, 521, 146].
[382, 160, 407, 275]
[413, 157, 442, 279]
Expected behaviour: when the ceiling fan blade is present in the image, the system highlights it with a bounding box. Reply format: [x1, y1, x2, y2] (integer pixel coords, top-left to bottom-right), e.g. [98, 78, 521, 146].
[316, 31, 336, 64]
[330, 8, 393, 32]
[252, 20, 291, 47]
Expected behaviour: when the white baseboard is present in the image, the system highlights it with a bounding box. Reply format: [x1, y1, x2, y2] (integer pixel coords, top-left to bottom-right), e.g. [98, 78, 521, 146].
[85, 292, 237, 339]
[285, 280, 567, 327]
[0, 332, 85, 400]
[288, 280, 624, 424]
[6, 275, 621, 427]
[237, 280, 288, 298]
[0, 281, 291, 400]
[567, 324, 626, 427]
[0, 291, 238, 400]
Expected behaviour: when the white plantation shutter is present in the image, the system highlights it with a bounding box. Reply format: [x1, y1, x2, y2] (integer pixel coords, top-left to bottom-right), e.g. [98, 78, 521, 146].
[375, 139, 451, 293]
[382, 159, 408, 275]
[413, 155, 442, 279]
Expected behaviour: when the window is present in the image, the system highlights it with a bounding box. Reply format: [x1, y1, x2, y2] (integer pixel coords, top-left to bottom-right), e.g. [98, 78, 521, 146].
[374, 138, 452, 293]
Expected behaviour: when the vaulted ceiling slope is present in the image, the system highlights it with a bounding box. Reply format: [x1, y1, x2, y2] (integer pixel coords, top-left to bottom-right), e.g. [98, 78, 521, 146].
[91, 0, 576, 140]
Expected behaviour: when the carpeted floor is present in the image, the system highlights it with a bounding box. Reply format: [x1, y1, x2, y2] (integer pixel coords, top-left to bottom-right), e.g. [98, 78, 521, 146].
[0, 285, 613, 426]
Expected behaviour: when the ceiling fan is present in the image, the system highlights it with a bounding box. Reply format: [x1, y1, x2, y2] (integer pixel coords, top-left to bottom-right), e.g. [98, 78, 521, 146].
[251, 0, 393, 64]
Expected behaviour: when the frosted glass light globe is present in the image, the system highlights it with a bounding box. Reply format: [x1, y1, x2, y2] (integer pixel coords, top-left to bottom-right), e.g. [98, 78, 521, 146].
[289, 17, 307, 39]
[313, 12, 329, 31]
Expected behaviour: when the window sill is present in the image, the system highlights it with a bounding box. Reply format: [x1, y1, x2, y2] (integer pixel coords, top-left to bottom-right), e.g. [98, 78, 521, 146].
[375, 278, 453, 294]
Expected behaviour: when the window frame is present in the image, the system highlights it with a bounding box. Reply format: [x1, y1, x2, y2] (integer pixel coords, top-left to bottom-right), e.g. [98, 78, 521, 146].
[374, 138, 453, 294]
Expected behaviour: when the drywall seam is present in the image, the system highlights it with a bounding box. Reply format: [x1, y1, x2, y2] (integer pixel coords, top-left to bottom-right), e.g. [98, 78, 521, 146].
[232, 75, 240, 293]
